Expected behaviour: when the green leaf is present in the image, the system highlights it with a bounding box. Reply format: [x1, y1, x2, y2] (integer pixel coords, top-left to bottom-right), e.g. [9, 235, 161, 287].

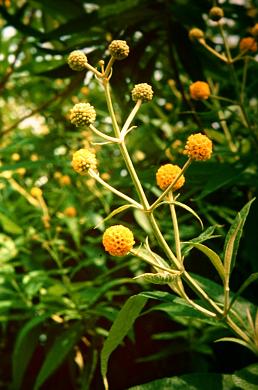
[100, 295, 148, 380]
[223, 198, 255, 275]
[95, 204, 137, 229]
[12, 315, 49, 390]
[183, 242, 225, 282]
[133, 209, 153, 234]
[0, 234, 18, 262]
[232, 363, 258, 390]
[33, 322, 82, 390]
[229, 273, 258, 311]
[214, 337, 256, 354]
[154, 200, 203, 229]
[182, 225, 221, 256]
[129, 372, 235, 389]
[0, 212, 23, 234]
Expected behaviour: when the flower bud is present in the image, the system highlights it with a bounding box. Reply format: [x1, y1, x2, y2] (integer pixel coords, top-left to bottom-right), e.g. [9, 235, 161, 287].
[67, 50, 87, 71]
[71, 148, 97, 174]
[108, 40, 129, 60]
[156, 164, 185, 191]
[103, 225, 135, 256]
[131, 83, 153, 103]
[184, 133, 212, 161]
[209, 6, 224, 22]
[70, 103, 96, 127]
[189, 81, 210, 100]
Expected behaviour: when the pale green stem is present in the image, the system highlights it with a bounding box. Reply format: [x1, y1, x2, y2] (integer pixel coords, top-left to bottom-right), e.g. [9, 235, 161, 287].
[103, 57, 115, 79]
[84, 62, 103, 78]
[226, 315, 256, 346]
[120, 99, 142, 138]
[150, 158, 192, 211]
[218, 23, 232, 63]
[168, 191, 182, 263]
[240, 57, 249, 104]
[182, 270, 224, 316]
[89, 124, 120, 143]
[209, 95, 237, 105]
[209, 96, 237, 153]
[88, 168, 143, 209]
[232, 50, 249, 63]
[176, 278, 217, 318]
[199, 39, 228, 63]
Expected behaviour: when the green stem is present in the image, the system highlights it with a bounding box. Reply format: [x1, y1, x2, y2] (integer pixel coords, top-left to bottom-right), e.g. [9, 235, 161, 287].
[121, 99, 142, 138]
[199, 39, 228, 63]
[168, 191, 182, 263]
[218, 23, 232, 63]
[103, 57, 115, 79]
[88, 168, 143, 209]
[240, 57, 249, 104]
[89, 124, 120, 143]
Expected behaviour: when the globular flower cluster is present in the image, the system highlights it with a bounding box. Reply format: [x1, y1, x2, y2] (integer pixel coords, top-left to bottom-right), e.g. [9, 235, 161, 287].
[72, 148, 97, 174]
[189, 81, 211, 100]
[103, 225, 135, 256]
[209, 6, 224, 22]
[239, 37, 257, 53]
[131, 83, 153, 103]
[108, 40, 129, 60]
[67, 50, 88, 71]
[156, 164, 185, 191]
[70, 103, 96, 127]
[184, 133, 212, 161]
[30, 187, 42, 198]
[189, 28, 204, 41]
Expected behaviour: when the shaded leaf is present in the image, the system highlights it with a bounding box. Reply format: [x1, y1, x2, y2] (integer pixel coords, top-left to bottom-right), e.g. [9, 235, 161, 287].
[229, 273, 258, 311]
[34, 322, 82, 390]
[12, 315, 49, 390]
[101, 295, 148, 380]
[183, 242, 225, 282]
[223, 198, 255, 275]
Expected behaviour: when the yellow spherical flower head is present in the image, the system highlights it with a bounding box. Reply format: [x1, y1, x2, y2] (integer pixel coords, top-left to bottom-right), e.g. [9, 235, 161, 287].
[67, 50, 87, 71]
[64, 206, 77, 217]
[156, 164, 185, 191]
[70, 103, 96, 127]
[189, 28, 204, 41]
[131, 83, 154, 103]
[209, 6, 224, 22]
[184, 133, 212, 161]
[189, 81, 211, 100]
[108, 40, 129, 60]
[72, 148, 97, 174]
[239, 37, 257, 53]
[103, 225, 135, 257]
[31, 187, 42, 198]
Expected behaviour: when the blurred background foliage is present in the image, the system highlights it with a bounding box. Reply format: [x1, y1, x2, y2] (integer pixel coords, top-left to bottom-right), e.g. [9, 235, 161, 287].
[0, 0, 258, 389]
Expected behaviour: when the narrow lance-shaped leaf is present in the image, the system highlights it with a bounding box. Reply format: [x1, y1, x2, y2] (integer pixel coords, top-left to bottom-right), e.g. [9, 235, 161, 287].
[223, 198, 255, 276]
[101, 295, 148, 381]
[33, 322, 82, 390]
[183, 242, 225, 282]
[228, 273, 258, 311]
[12, 314, 49, 390]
